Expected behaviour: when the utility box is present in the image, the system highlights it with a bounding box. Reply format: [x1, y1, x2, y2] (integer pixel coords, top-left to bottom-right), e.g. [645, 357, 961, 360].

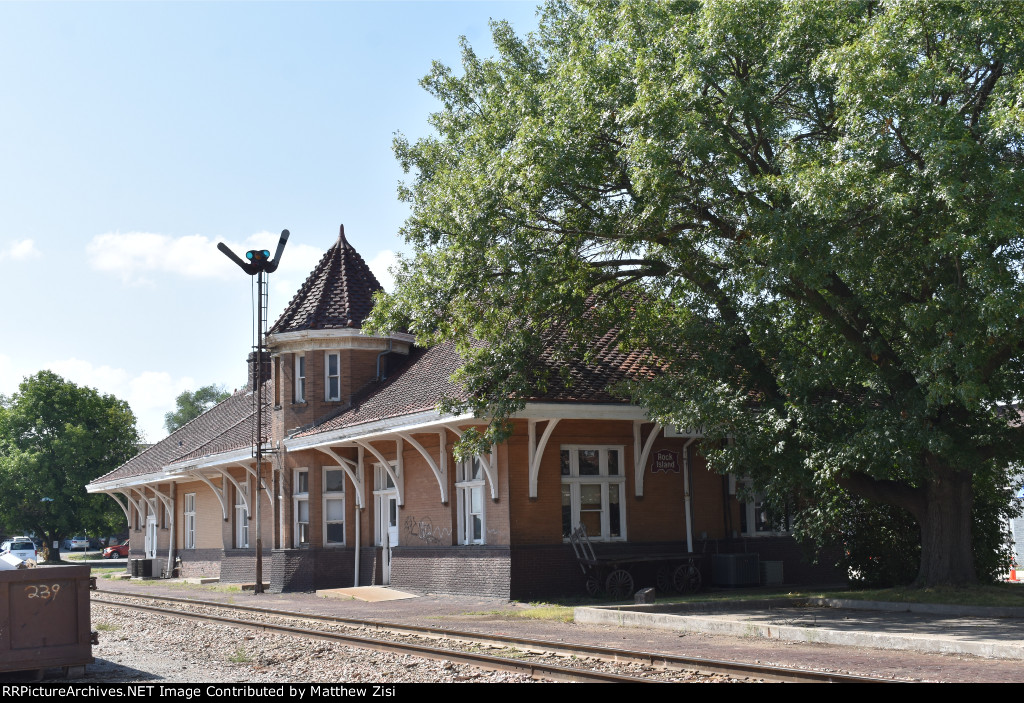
[0, 564, 94, 675]
[760, 560, 784, 586]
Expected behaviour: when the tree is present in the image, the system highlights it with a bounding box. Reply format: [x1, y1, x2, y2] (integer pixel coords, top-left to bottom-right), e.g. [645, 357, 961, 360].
[366, 0, 1024, 586]
[0, 371, 139, 561]
[164, 385, 230, 434]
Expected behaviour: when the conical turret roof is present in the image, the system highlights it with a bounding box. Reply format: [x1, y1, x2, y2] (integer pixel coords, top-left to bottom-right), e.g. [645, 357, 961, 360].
[269, 225, 383, 334]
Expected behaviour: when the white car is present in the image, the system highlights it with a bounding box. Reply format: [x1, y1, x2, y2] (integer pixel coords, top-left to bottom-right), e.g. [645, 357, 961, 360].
[63, 536, 89, 550]
[0, 538, 38, 562]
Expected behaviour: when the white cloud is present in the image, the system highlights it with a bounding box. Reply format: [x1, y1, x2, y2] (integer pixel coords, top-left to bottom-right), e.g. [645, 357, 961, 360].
[86, 230, 332, 291]
[86, 232, 238, 285]
[0, 238, 41, 262]
[0, 354, 24, 396]
[367, 249, 397, 293]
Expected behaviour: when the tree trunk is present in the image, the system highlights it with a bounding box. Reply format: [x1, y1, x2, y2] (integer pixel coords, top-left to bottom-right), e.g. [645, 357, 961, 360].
[839, 460, 978, 587]
[915, 465, 976, 586]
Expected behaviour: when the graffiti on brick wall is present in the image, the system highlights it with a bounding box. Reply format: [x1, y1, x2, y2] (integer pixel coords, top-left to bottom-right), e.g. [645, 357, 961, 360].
[403, 515, 452, 545]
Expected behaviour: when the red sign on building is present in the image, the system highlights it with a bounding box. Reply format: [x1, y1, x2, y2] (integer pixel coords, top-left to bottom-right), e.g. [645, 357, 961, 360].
[650, 449, 681, 473]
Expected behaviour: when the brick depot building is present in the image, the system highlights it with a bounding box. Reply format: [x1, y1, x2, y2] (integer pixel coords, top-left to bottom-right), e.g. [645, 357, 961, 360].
[87, 227, 842, 598]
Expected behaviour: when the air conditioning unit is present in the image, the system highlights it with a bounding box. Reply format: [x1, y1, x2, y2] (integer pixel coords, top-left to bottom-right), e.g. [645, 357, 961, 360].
[712, 553, 760, 586]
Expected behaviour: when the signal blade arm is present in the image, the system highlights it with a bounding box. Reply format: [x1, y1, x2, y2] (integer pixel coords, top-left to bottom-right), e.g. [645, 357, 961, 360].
[217, 242, 259, 275]
[265, 229, 290, 273]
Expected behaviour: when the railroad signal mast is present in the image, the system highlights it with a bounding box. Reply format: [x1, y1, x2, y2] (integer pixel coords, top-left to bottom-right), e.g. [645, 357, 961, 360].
[218, 230, 290, 595]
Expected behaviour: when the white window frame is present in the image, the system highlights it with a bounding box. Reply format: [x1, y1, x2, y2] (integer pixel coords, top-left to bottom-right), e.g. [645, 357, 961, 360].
[294, 355, 306, 403]
[235, 478, 249, 549]
[322, 466, 345, 547]
[184, 493, 196, 550]
[456, 456, 486, 545]
[737, 479, 791, 537]
[560, 445, 626, 542]
[293, 468, 309, 548]
[325, 352, 341, 401]
[373, 463, 398, 546]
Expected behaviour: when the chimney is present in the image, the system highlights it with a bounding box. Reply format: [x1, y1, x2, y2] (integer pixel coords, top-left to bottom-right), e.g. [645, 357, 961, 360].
[247, 351, 272, 391]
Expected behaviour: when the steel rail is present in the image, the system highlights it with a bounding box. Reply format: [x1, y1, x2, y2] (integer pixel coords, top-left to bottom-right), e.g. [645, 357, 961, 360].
[92, 592, 892, 683]
[92, 596, 653, 683]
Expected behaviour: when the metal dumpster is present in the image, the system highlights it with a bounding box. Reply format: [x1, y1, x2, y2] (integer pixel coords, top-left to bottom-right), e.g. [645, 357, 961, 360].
[0, 564, 93, 674]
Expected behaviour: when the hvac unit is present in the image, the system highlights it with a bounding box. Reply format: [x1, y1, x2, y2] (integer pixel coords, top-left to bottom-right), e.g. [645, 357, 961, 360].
[712, 553, 760, 586]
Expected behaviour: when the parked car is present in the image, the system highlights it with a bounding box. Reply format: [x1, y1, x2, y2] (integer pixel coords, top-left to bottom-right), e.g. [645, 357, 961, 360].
[103, 540, 130, 559]
[0, 538, 38, 563]
[62, 536, 89, 550]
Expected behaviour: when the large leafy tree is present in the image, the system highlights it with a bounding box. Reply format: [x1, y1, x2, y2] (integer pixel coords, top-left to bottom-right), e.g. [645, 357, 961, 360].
[0, 371, 139, 560]
[164, 384, 230, 434]
[367, 0, 1024, 585]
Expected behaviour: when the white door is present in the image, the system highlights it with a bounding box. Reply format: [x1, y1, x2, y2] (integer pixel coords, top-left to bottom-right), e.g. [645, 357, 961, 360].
[375, 491, 398, 584]
[145, 515, 158, 558]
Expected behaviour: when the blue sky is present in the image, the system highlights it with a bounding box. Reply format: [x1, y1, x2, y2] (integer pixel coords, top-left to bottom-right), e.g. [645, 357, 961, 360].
[0, 0, 541, 442]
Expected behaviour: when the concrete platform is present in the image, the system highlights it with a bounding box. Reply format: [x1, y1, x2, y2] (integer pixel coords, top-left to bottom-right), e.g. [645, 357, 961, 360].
[575, 597, 1024, 660]
[316, 586, 419, 602]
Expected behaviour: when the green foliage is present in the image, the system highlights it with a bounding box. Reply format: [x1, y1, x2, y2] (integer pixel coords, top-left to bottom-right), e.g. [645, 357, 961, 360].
[366, 0, 1024, 585]
[824, 498, 922, 589]
[163, 384, 230, 434]
[0, 371, 139, 558]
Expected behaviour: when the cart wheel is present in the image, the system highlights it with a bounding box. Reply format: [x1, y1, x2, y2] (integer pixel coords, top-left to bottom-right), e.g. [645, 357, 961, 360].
[673, 564, 702, 594]
[605, 569, 634, 599]
[656, 565, 673, 593]
[585, 573, 603, 597]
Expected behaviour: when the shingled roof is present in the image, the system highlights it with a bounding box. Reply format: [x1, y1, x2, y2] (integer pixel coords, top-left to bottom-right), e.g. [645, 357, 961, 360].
[269, 225, 383, 335]
[291, 329, 657, 439]
[89, 383, 270, 485]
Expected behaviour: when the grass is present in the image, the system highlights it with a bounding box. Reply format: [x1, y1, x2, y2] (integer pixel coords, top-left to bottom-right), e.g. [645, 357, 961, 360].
[490, 583, 1024, 613]
[94, 622, 120, 631]
[131, 579, 242, 593]
[227, 646, 252, 664]
[458, 602, 576, 623]
[819, 583, 1024, 608]
[92, 567, 125, 579]
[63, 552, 107, 561]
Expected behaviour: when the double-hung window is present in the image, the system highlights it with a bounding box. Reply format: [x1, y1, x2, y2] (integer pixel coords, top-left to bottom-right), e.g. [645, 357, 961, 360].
[456, 456, 486, 545]
[737, 479, 790, 536]
[235, 479, 249, 549]
[293, 469, 309, 547]
[184, 493, 196, 549]
[295, 355, 306, 403]
[560, 446, 625, 541]
[323, 467, 345, 546]
[325, 352, 341, 401]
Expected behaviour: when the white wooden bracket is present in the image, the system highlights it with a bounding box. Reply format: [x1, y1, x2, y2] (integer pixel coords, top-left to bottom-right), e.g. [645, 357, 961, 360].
[528, 419, 560, 498]
[444, 424, 498, 501]
[396, 431, 448, 504]
[633, 421, 663, 498]
[314, 446, 365, 509]
[185, 471, 229, 519]
[213, 467, 250, 515]
[356, 440, 404, 505]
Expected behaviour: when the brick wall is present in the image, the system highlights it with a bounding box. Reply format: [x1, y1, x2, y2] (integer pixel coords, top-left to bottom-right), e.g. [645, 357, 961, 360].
[269, 548, 368, 593]
[389, 546, 511, 599]
[220, 549, 272, 584]
[176, 548, 221, 579]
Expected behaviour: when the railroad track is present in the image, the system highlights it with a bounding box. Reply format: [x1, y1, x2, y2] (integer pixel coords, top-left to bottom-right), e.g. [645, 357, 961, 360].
[92, 591, 891, 683]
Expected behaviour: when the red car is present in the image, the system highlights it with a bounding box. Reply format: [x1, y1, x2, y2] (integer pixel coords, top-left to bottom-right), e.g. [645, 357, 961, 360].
[103, 540, 129, 558]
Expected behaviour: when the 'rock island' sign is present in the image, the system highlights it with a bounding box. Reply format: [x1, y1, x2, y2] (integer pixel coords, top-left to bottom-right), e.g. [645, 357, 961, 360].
[651, 449, 681, 474]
